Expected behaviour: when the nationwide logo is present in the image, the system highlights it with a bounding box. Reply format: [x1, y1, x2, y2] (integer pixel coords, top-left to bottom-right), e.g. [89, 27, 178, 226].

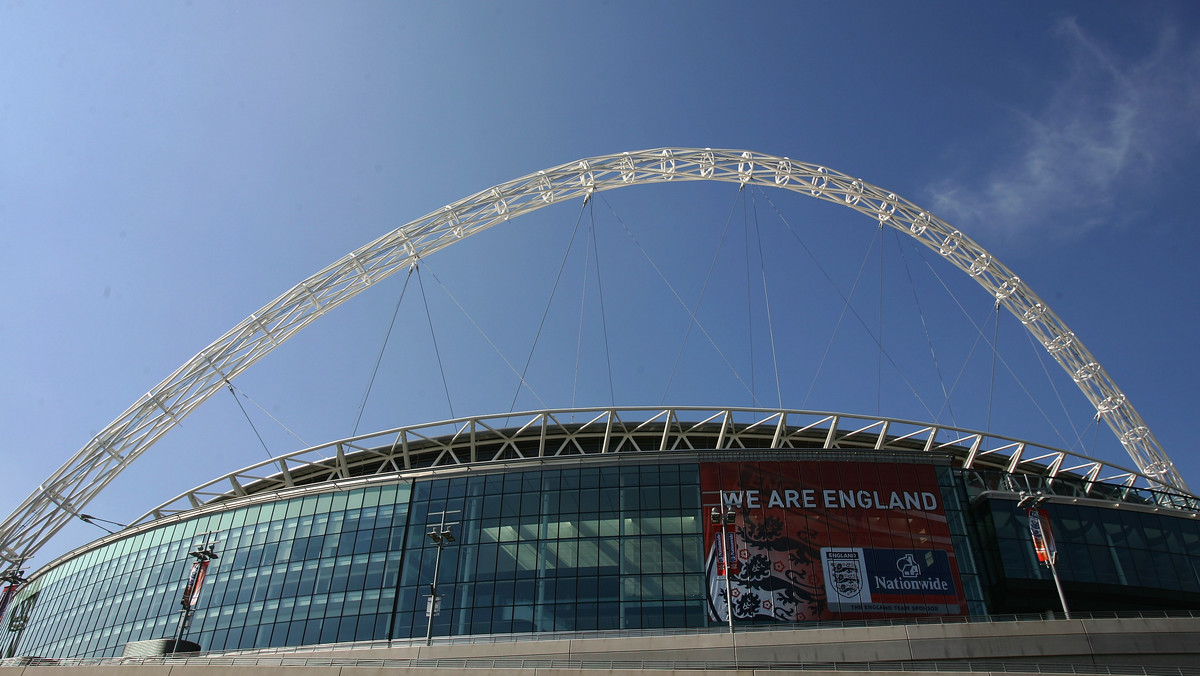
[872, 576, 951, 592]
[821, 549, 960, 614]
[867, 549, 955, 596]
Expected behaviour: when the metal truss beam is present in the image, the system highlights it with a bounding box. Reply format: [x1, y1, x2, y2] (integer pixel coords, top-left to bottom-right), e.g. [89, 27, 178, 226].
[125, 407, 1187, 531]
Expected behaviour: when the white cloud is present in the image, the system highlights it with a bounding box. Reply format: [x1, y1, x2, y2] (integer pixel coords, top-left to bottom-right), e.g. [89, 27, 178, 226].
[928, 17, 1200, 243]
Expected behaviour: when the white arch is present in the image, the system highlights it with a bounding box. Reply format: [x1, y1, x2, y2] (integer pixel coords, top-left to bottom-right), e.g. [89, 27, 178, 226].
[0, 147, 1186, 569]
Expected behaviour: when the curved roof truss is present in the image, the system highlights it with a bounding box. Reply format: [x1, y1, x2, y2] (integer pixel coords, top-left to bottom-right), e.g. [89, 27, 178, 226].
[136, 406, 1193, 526]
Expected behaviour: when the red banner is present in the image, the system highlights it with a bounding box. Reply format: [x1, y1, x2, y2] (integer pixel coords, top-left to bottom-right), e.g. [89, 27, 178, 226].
[1027, 508, 1056, 565]
[701, 460, 965, 622]
[180, 560, 209, 610]
[0, 585, 16, 624]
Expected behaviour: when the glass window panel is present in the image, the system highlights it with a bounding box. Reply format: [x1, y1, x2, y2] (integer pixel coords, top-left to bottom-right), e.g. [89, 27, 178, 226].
[518, 519, 539, 541]
[639, 486, 662, 510]
[517, 543, 538, 574]
[578, 540, 599, 572]
[559, 492, 580, 514]
[579, 518, 599, 538]
[600, 488, 620, 512]
[497, 544, 519, 577]
[558, 520, 578, 539]
[557, 541, 578, 570]
[475, 473, 499, 495]
[330, 492, 349, 513]
[475, 544, 498, 579]
[599, 517, 620, 538]
[502, 473, 522, 494]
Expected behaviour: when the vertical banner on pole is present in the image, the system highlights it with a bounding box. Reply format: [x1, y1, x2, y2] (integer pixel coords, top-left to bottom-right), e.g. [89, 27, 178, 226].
[0, 585, 17, 624]
[181, 560, 210, 609]
[425, 596, 441, 617]
[715, 531, 739, 577]
[1027, 509, 1057, 565]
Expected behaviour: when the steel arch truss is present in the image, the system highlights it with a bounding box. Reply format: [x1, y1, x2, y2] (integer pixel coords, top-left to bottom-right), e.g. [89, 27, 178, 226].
[1, 148, 1188, 570]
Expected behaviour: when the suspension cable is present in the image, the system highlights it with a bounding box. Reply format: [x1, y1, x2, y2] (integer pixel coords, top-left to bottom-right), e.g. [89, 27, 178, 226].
[1023, 323, 1087, 451]
[230, 385, 307, 447]
[352, 267, 414, 436]
[509, 199, 589, 413]
[986, 302, 1000, 437]
[743, 190, 757, 400]
[225, 380, 275, 460]
[877, 222, 885, 416]
[659, 187, 744, 404]
[416, 266, 455, 420]
[895, 233, 958, 427]
[423, 263, 550, 411]
[750, 192, 783, 409]
[913, 246, 1078, 450]
[803, 229, 880, 410]
[589, 200, 617, 407]
[596, 193, 763, 407]
[757, 190, 937, 420]
[934, 309, 993, 423]
[572, 211, 592, 411]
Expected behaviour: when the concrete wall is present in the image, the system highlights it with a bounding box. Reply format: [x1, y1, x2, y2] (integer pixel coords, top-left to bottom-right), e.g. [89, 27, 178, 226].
[2, 616, 1198, 675]
[0, 668, 1060, 676]
[299, 615, 1200, 667]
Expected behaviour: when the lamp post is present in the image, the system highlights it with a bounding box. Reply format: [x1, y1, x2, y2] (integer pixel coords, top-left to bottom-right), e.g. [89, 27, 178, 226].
[173, 535, 219, 653]
[1018, 491, 1070, 619]
[710, 497, 738, 669]
[424, 510, 458, 647]
[709, 503, 737, 633]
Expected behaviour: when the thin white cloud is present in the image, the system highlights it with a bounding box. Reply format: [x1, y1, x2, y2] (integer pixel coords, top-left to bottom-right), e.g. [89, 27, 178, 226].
[928, 17, 1200, 242]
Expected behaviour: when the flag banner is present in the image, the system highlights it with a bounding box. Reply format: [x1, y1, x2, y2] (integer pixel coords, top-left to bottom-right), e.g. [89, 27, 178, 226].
[180, 560, 209, 610]
[1027, 508, 1057, 565]
[0, 585, 16, 625]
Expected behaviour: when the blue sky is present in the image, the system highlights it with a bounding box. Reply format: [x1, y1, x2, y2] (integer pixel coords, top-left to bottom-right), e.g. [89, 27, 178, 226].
[3, 1, 1199, 567]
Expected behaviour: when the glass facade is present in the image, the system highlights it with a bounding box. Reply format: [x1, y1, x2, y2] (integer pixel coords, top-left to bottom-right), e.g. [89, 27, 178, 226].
[2, 483, 411, 658]
[972, 497, 1200, 612]
[395, 462, 706, 637]
[1, 454, 1198, 659]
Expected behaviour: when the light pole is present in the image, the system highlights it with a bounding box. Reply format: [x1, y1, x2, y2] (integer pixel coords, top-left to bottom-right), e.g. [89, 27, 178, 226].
[0, 566, 30, 660]
[173, 535, 219, 653]
[710, 498, 738, 669]
[1018, 491, 1070, 619]
[424, 510, 458, 647]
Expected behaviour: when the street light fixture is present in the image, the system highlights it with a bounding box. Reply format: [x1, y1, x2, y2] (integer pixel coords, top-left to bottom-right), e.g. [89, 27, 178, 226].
[709, 497, 740, 670]
[172, 534, 220, 653]
[709, 504, 737, 635]
[424, 510, 459, 646]
[1018, 491, 1070, 619]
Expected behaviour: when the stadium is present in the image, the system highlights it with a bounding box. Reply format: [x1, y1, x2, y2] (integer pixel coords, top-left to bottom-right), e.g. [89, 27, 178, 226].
[3, 149, 1199, 671]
